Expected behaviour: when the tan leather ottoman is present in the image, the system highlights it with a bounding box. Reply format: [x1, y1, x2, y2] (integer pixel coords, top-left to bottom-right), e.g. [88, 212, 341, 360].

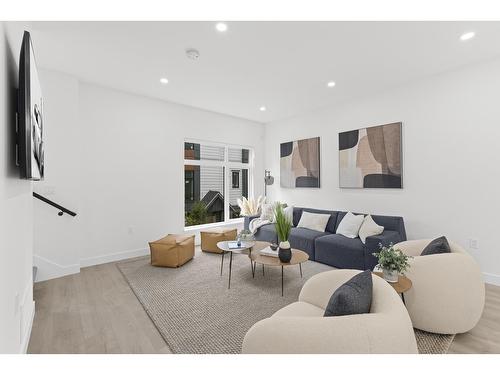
[200, 228, 238, 253]
[149, 234, 195, 267]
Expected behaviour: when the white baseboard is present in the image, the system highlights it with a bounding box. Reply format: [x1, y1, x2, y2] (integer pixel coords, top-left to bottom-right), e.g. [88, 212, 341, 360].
[33, 249, 149, 281]
[33, 255, 80, 282]
[80, 247, 149, 268]
[20, 300, 35, 354]
[483, 272, 500, 286]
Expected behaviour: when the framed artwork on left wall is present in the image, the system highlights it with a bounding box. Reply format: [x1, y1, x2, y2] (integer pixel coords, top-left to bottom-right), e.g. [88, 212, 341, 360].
[280, 136, 320, 188]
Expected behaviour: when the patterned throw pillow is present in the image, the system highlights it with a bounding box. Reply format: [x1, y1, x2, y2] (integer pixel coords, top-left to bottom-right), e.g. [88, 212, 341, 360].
[260, 203, 275, 222]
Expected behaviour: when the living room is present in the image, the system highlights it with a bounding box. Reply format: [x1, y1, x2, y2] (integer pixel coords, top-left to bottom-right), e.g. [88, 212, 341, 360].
[1, 0, 500, 373]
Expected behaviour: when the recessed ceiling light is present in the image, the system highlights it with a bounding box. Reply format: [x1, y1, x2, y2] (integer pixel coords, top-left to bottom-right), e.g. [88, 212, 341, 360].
[327, 81, 336, 88]
[216, 22, 228, 32]
[159, 78, 169, 84]
[460, 31, 475, 41]
[259, 106, 266, 112]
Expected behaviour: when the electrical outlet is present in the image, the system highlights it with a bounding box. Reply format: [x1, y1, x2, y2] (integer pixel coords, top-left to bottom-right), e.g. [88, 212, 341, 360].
[468, 239, 479, 250]
[128, 227, 134, 235]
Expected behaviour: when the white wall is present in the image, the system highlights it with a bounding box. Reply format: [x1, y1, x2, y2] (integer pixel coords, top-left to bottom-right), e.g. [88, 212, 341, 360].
[78, 83, 265, 265]
[0, 22, 35, 353]
[265, 58, 500, 284]
[33, 73, 265, 278]
[33, 70, 81, 281]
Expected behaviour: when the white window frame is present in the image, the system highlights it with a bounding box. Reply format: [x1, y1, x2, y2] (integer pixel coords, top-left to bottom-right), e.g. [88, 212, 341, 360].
[183, 139, 254, 230]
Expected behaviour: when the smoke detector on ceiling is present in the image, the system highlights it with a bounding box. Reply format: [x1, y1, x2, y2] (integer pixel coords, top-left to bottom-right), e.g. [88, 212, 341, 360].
[186, 48, 200, 60]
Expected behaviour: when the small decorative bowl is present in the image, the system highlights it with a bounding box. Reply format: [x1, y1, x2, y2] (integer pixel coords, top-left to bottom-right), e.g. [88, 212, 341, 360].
[270, 243, 278, 251]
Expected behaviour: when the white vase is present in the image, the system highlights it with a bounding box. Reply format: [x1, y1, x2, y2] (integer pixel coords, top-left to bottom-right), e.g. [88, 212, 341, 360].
[383, 268, 399, 283]
[279, 241, 290, 249]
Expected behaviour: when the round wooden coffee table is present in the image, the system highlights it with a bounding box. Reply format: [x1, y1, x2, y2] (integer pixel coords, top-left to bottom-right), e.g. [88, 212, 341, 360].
[373, 272, 412, 304]
[250, 245, 309, 296]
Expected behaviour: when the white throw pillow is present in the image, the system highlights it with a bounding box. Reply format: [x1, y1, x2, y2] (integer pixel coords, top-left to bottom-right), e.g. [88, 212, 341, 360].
[283, 205, 294, 223]
[336, 212, 365, 239]
[358, 215, 384, 244]
[297, 211, 331, 232]
[260, 203, 275, 222]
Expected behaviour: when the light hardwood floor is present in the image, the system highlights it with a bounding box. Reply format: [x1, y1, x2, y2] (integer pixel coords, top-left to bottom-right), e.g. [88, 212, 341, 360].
[28, 261, 171, 354]
[449, 283, 500, 354]
[28, 259, 500, 354]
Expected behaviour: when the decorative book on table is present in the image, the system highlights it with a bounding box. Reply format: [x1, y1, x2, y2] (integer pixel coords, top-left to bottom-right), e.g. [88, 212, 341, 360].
[227, 241, 242, 249]
[260, 246, 279, 258]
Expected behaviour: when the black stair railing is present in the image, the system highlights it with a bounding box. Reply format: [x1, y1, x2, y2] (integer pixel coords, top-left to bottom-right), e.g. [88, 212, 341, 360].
[33, 192, 77, 217]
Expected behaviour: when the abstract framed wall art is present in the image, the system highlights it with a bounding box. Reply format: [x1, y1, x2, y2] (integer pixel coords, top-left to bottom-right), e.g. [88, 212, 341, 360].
[280, 136, 320, 188]
[339, 122, 402, 188]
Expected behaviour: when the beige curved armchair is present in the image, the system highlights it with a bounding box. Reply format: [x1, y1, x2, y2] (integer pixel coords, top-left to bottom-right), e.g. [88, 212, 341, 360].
[397, 239, 485, 334]
[242, 269, 417, 354]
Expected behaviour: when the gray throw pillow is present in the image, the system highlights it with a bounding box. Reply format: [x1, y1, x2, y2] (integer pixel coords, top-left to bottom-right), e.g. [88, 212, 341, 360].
[324, 270, 373, 317]
[420, 236, 451, 256]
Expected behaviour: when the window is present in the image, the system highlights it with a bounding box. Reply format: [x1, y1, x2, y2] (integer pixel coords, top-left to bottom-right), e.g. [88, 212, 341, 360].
[232, 171, 240, 188]
[229, 168, 248, 219]
[228, 147, 249, 163]
[184, 140, 253, 227]
[185, 167, 197, 202]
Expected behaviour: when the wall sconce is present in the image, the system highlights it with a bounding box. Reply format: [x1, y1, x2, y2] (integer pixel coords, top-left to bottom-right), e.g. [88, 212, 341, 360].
[264, 170, 274, 197]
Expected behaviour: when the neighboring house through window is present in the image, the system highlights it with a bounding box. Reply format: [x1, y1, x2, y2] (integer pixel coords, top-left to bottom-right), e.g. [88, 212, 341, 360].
[184, 140, 252, 227]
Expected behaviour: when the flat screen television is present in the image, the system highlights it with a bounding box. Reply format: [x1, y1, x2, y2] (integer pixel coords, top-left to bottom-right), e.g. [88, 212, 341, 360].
[18, 30, 44, 180]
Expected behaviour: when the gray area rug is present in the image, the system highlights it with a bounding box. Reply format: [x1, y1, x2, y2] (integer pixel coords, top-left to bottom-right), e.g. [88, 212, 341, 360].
[414, 329, 454, 354]
[117, 250, 454, 354]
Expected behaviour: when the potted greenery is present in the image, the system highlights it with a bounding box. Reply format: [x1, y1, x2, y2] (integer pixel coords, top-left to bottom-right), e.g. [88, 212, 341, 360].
[238, 229, 254, 241]
[274, 204, 292, 263]
[372, 243, 412, 283]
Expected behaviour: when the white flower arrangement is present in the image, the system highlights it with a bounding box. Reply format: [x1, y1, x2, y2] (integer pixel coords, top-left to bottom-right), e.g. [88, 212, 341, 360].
[237, 195, 266, 216]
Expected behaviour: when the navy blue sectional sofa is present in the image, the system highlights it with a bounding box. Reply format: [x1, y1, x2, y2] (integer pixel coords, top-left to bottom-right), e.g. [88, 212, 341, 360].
[243, 207, 407, 270]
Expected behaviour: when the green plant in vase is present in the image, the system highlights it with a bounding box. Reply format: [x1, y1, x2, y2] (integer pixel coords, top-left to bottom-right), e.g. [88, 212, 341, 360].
[372, 243, 412, 283]
[238, 229, 254, 241]
[274, 204, 292, 262]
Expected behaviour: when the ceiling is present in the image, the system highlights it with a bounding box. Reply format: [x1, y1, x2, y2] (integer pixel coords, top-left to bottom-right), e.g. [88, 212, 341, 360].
[27, 21, 500, 123]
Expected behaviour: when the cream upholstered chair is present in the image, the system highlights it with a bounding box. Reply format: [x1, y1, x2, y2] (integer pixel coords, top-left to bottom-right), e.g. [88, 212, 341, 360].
[396, 239, 485, 334]
[242, 269, 418, 354]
